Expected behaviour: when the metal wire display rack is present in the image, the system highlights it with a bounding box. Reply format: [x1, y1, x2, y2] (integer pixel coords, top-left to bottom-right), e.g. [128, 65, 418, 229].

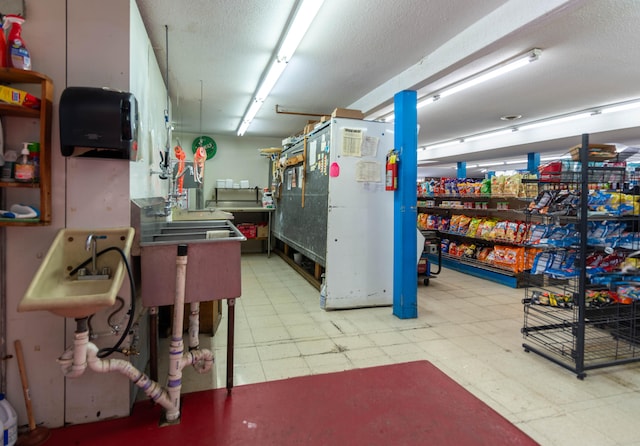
[522, 134, 640, 379]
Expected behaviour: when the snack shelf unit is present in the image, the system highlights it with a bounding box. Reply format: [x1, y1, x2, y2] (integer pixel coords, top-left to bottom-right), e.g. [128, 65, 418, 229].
[418, 195, 532, 288]
[521, 134, 640, 378]
[0, 68, 53, 226]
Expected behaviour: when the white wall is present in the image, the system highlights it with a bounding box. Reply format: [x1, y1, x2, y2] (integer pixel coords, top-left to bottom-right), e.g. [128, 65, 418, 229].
[5, 0, 68, 428]
[1, 0, 284, 428]
[129, 1, 171, 201]
[173, 132, 280, 205]
[4, 0, 167, 427]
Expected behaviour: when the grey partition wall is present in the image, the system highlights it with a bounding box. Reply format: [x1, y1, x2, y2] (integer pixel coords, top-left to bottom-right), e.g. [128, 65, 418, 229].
[273, 117, 394, 310]
[272, 124, 330, 266]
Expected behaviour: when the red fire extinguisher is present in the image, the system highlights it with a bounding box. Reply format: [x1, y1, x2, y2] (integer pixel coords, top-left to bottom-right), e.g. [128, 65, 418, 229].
[386, 150, 399, 191]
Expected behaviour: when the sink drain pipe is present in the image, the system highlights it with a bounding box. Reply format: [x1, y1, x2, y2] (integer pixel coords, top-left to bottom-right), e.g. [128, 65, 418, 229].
[57, 244, 213, 423]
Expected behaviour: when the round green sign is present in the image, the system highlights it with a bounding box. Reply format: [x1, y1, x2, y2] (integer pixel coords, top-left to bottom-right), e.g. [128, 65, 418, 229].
[192, 135, 217, 160]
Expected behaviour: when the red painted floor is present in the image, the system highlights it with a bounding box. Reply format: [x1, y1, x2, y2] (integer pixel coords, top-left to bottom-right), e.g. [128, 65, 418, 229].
[47, 361, 537, 445]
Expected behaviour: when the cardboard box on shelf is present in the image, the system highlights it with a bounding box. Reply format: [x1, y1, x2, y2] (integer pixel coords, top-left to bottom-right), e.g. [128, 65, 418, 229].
[256, 222, 269, 239]
[331, 108, 364, 119]
[568, 143, 617, 161]
[237, 223, 257, 239]
[303, 120, 319, 134]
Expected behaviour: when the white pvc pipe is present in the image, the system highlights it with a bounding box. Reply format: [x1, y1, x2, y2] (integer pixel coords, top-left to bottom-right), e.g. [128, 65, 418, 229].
[188, 302, 200, 349]
[56, 331, 89, 378]
[180, 348, 214, 374]
[55, 246, 215, 423]
[57, 331, 176, 415]
[86, 342, 174, 413]
[165, 250, 188, 421]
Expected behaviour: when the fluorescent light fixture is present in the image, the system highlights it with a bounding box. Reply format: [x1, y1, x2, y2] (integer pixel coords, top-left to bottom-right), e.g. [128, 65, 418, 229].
[416, 48, 541, 109]
[237, 0, 324, 136]
[417, 96, 437, 109]
[424, 96, 640, 153]
[478, 161, 504, 167]
[600, 99, 640, 114]
[518, 112, 591, 131]
[278, 0, 324, 61]
[464, 128, 514, 143]
[428, 140, 461, 150]
[255, 59, 288, 100]
[382, 49, 541, 122]
[439, 49, 540, 99]
[541, 154, 571, 161]
[238, 99, 264, 135]
[506, 159, 527, 165]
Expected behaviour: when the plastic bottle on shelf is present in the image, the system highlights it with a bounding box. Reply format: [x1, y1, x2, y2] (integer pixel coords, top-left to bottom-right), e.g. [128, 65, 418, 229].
[0, 393, 18, 446]
[0, 22, 7, 68]
[4, 14, 31, 70]
[14, 142, 34, 183]
[1, 151, 17, 182]
[28, 142, 39, 182]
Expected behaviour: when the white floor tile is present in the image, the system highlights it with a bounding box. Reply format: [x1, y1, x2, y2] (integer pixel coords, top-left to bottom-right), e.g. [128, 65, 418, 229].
[156, 254, 640, 446]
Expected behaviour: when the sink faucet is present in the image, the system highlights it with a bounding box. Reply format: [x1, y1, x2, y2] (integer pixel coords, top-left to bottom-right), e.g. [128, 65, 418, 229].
[85, 234, 106, 275]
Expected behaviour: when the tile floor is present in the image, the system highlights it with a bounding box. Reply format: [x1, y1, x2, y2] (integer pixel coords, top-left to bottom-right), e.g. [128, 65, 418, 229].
[160, 254, 640, 446]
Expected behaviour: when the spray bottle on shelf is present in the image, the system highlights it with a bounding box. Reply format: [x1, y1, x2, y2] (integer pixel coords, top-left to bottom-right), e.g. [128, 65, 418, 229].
[4, 14, 31, 70]
[0, 21, 7, 68]
[14, 142, 34, 183]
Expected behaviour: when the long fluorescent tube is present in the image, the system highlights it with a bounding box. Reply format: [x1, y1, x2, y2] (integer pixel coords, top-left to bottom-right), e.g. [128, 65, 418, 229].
[238, 99, 264, 135]
[381, 48, 541, 122]
[256, 59, 288, 101]
[416, 96, 437, 109]
[428, 140, 461, 150]
[424, 96, 640, 152]
[237, 0, 324, 136]
[278, 0, 324, 61]
[438, 49, 540, 100]
[600, 99, 640, 114]
[464, 129, 513, 142]
[518, 112, 591, 131]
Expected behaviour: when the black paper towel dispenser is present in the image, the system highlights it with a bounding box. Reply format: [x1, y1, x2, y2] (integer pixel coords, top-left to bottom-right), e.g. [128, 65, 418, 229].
[60, 86, 138, 159]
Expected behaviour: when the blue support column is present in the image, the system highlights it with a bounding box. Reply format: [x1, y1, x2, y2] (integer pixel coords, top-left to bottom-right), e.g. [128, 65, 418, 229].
[393, 90, 418, 319]
[528, 152, 540, 174]
[457, 161, 467, 178]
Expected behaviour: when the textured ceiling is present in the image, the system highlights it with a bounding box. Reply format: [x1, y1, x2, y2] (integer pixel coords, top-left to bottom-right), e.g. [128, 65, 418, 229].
[135, 0, 640, 174]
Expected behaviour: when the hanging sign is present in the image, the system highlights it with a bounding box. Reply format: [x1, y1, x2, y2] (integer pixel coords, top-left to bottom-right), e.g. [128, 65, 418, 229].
[192, 135, 217, 160]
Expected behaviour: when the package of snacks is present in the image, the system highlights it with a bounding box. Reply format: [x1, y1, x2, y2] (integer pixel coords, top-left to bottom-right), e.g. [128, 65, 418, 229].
[449, 214, 462, 233]
[456, 215, 472, 234]
[467, 218, 483, 238]
[491, 220, 508, 240]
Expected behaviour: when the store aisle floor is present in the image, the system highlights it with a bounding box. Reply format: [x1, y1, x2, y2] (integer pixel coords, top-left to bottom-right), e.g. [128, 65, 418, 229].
[164, 254, 640, 446]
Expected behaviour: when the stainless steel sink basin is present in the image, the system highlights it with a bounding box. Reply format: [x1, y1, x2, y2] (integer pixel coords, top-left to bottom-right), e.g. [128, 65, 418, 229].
[136, 217, 245, 307]
[151, 221, 234, 242]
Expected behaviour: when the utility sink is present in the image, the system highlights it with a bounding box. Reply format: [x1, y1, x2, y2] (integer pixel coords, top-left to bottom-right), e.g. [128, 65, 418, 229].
[19, 227, 135, 318]
[137, 219, 245, 307]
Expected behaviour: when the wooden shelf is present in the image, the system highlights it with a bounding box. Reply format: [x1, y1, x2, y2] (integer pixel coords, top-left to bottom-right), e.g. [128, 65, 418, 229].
[0, 68, 52, 226]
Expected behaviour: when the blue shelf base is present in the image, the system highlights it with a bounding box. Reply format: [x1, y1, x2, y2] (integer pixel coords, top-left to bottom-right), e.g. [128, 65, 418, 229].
[427, 254, 519, 288]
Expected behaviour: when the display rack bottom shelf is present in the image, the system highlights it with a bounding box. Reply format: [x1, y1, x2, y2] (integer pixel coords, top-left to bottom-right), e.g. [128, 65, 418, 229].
[522, 307, 640, 378]
[426, 253, 523, 288]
